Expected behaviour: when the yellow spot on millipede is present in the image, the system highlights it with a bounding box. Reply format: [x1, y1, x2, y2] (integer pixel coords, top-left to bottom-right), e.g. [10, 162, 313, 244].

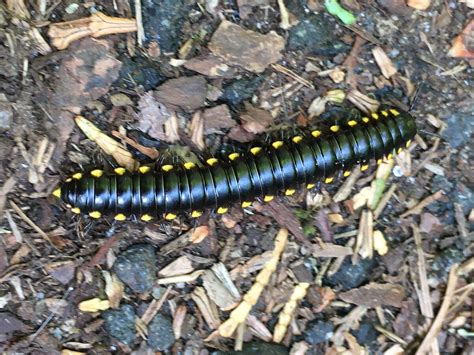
[285, 189, 295, 196]
[343, 171, 351, 177]
[114, 213, 126, 221]
[114, 167, 126, 175]
[306, 183, 315, 189]
[72, 172, 82, 180]
[71, 207, 80, 214]
[66, 178, 72, 182]
[361, 164, 369, 171]
[250, 147, 262, 155]
[330, 125, 340, 133]
[191, 210, 202, 218]
[272, 141, 284, 149]
[162, 165, 173, 172]
[52, 188, 61, 198]
[406, 140, 412, 148]
[264, 195, 274, 202]
[311, 130, 321, 138]
[377, 159, 383, 165]
[325, 177, 334, 184]
[217, 207, 228, 214]
[184, 162, 196, 170]
[165, 213, 177, 220]
[292, 136, 303, 143]
[141, 214, 153, 221]
[397, 148, 403, 154]
[139, 166, 151, 174]
[381, 110, 389, 117]
[241, 201, 252, 208]
[207, 158, 218, 166]
[362, 117, 370, 123]
[387, 154, 393, 160]
[372, 113, 379, 120]
[89, 211, 101, 219]
[390, 109, 400, 116]
[348, 120, 357, 127]
[90, 169, 103, 178]
[228, 153, 240, 161]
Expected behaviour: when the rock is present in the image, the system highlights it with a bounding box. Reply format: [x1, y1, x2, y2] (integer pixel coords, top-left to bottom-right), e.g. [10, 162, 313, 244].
[287, 14, 350, 56]
[352, 322, 379, 347]
[304, 320, 334, 345]
[325, 258, 377, 291]
[103, 304, 137, 345]
[453, 181, 474, 214]
[0, 101, 12, 132]
[431, 248, 464, 279]
[113, 244, 157, 293]
[117, 55, 166, 91]
[0, 312, 27, 334]
[142, 0, 193, 53]
[147, 314, 175, 351]
[222, 76, 265, 106]
[209, 20, 286, 73]
[155, 75, 208, 111]
[441, 110, 474, 148]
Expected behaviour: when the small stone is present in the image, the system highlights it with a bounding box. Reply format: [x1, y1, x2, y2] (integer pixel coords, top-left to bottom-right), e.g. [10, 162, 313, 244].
[304, 320, 334, 345]
[431, 248, 464, 279]
[222, 76, 265, 106]
[441, 110, 474, 148]
[147, 314, 175, 351]
[0, 102, 12, 132]
[352, 322, 379, 346]
[209, 20, 286, 73]
[113, 244, 157, 293]
[103, 304, 137, 345]
[287, 14, 350, 56]
[325, 258, 377, 291]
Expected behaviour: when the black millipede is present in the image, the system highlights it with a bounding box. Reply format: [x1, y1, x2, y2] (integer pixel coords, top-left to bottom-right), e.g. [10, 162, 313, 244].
[53, 107, 417, 221]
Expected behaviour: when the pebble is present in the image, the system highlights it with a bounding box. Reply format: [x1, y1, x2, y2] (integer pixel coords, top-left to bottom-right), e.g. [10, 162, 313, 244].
[103, 304, 137, 345]
[222, 76, 265, 106]
[147, 314, 175, 351]
[142, 0, 192, 53]
[0, 101, 12, 132]
[325, 258, 377, 291]
[441, 110, 474, 148]
[304, 320, 334, 345]
[113, 244, 157, 293]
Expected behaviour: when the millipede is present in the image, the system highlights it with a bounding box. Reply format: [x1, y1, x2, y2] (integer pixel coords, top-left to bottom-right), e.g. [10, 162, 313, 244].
[53, 107, 417, 221]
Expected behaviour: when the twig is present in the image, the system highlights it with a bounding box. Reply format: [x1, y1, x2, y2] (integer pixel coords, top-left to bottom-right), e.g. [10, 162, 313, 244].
[9, 200, 53, 246]
[271, 64, 314, 89]
[134, 0, 145, 46]
[400, 190, 444, 218]
[416, 264, 459, 354]
[0, 176, 16, 217]
[141, 286, 172, 325]
[413, 224, 434, 318]
[454, 203, 468, 238]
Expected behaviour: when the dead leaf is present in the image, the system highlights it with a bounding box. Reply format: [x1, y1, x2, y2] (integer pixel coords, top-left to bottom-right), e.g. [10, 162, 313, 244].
[372, 47, 397, 79]
[190, 225, 210, 243]
[203, 105, 235, 134]
[240, 102, 274, 134]
[103, 271, 124, 309]
[137, 92, 172, 141]
[45, 261, 76, 285]
[448, 19, 474, 58]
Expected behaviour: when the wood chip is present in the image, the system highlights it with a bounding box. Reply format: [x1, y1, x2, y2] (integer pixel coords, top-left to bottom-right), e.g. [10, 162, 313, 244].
[339, 283, 405, 308]
[209, 20, 286, 73]
[159, 256, 194, 277]
[372, 47, 398, 79]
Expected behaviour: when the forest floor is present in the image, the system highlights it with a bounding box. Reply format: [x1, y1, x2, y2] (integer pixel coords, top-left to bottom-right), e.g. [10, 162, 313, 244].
[0, 0, 473, 354]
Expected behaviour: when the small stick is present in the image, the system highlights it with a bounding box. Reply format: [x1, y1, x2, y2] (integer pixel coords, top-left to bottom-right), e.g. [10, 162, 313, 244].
[9, 200, 53, 246]
[400, 190, 444, 218]
[373, 183, 397, 219]
[415, 264, 459, 354]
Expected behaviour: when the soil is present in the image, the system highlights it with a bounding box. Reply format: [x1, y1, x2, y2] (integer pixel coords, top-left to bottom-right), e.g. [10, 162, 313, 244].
[0, 1, 473, 354]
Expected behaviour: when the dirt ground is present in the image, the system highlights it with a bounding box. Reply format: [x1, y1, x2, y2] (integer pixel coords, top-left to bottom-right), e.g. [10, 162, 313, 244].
[0, 0, 473, 354]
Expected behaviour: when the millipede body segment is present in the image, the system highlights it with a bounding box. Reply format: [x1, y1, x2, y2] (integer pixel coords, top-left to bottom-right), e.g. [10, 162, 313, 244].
[54, 108, 416, 221]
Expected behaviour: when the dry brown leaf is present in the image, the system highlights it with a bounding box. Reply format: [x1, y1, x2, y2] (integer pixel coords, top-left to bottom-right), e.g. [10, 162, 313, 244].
[190, 225, 210, 243]
[339, 283, 405, 308]
[448, 19, 474, 58]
